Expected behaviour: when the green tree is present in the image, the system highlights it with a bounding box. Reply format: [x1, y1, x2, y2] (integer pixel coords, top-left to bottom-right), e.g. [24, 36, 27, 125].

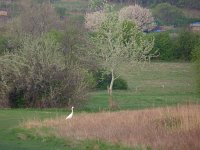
[176, 30, 199, 61]
[192, 37, 200, 93]
[152, 32, 175, 60]
[152, 3, 186, 26]
[85, 5, 154, 108]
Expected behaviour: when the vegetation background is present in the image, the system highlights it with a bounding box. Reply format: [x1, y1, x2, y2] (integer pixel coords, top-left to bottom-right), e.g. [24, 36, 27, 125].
[0, 0, 200, 149]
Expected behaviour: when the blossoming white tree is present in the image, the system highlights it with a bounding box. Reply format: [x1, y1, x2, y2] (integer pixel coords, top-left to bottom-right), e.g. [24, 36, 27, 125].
[119, 4, 155, 32]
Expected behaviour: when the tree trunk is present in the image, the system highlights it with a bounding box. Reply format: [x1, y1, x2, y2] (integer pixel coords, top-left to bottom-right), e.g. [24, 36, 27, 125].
[108, 69, 114, 109]
[108, 69, 114, 96]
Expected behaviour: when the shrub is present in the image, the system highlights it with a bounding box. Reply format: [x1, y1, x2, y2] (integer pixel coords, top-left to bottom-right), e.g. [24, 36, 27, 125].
[0, 35, 90, 108]
[93, 70, 128, 90]
[113, 78, 128, 90]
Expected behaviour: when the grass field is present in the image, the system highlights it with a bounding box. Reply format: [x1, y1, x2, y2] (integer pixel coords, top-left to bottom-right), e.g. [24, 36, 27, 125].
[0, 62, 200, 149]
[0, 109, 134, 150]
[84, 62, 199, 111]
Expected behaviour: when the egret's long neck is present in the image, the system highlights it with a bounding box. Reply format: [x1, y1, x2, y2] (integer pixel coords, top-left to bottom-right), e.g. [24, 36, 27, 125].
[72, 108, 73, 113]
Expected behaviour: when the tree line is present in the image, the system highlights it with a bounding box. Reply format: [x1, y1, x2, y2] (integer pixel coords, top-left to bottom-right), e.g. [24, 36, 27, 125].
[109, 0, 200, 9]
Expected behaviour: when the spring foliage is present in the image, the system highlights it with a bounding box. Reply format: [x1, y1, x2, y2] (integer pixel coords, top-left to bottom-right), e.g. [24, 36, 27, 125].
[119, 5, 155, 32]
[85, 4, 154, 93]
[0, 35, 90, 107]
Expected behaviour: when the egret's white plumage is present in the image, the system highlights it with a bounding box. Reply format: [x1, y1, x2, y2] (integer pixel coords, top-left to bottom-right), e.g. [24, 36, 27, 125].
[66, 106, 74, 120]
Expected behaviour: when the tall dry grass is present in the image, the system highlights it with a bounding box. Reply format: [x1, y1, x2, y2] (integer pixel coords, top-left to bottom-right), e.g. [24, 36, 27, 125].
[23, 105, 200, 150]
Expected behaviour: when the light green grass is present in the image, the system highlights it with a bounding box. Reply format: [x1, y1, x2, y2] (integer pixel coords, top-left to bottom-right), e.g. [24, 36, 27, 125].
[84, 62, 200, 111]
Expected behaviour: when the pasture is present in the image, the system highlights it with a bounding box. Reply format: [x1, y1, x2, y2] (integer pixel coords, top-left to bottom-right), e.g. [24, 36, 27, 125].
[85, 62, 199, 111]
[0, 109, 132, 150]
[0, 62, 200, 150]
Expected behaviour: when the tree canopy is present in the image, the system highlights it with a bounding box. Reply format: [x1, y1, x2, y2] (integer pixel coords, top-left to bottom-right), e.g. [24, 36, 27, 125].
[85, 4, 154, 99]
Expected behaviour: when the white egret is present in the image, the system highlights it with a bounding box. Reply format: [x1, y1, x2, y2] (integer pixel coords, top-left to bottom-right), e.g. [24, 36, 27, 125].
[66, 106, 74, 120]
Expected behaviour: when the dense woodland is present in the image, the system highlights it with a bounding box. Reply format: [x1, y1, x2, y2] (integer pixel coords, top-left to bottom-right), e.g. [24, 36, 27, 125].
[0, 0, 200, 108]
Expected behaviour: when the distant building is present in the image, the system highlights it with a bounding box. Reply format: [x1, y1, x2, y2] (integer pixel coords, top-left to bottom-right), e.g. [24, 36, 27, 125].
[190, 22, 200, 32]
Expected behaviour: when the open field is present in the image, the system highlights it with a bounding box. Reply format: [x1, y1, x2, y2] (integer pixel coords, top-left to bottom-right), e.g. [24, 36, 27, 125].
[53, 0, 88, 22]
[0, 109, 132, 150]
[85, 62, 200, 111]
[23, 105, 200, 150]
[0, 62, 199, 149]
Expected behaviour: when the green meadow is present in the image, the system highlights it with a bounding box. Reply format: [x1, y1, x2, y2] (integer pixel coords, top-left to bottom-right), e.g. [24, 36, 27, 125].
[85, 62, 199, 111]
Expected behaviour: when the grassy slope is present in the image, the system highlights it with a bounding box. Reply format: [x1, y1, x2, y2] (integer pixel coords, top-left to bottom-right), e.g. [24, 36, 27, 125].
[85, 62, 199, 111]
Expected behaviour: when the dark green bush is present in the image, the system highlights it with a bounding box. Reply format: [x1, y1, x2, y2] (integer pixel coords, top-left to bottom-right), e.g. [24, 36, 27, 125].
[93, 70, 128, 90]
[9, 88, 25, 108]
[113, 77, 128, 90]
